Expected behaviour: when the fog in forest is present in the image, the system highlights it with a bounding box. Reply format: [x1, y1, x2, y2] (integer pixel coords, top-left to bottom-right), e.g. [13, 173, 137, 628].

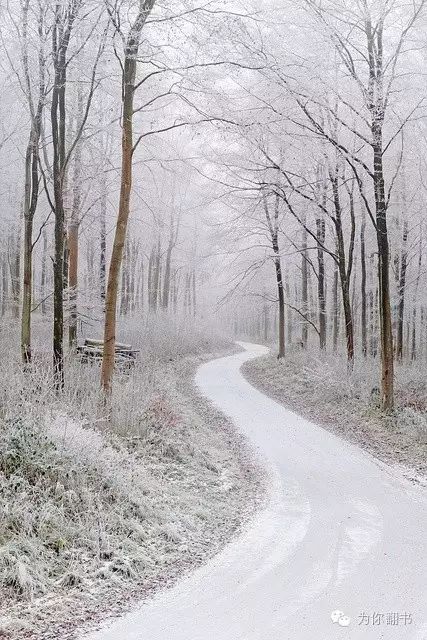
[0, 1, 426, 638]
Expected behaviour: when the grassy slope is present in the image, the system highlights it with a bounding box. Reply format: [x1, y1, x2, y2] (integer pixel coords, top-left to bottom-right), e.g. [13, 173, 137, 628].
[0, 319, 263, 639]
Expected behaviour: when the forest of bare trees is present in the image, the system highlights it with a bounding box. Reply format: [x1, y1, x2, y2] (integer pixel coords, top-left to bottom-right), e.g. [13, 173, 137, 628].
[1, 2, 427, 637]
[0, 0, 426, 409]
[214, 0, 427, 413]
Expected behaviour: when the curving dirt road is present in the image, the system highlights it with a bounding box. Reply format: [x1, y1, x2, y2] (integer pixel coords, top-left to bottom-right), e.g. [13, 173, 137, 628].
[81, 342, 427, 640]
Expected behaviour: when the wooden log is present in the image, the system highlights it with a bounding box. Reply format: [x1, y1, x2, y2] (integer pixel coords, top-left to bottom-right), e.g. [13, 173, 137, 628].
[85, 338, 133, 351]
[77, 340, 138, 367]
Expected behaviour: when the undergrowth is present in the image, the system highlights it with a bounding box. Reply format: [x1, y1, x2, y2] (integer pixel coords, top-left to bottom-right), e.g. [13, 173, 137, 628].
[0, 315, 260, 638]
[243, 348, 427, 481]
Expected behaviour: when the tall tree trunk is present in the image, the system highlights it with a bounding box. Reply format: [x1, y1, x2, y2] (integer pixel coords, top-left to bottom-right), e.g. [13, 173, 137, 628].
[360, 209, 367, 356]
[366, 16, 394, 409]
[20, 0, 45, 363]
[129, 241, 137, 313]
[10, 231, 21, 320]
[148, 246, 154, 311]
[330, 172, 354, 362]
[184, 272, 191, 314]
[51, 3, 73, 389]
[137, 255, 144, 311]
[162, 240, 173, 309]
[275, 256, 285, 359]
[99, 172, 107, 307]
[101, 0, 158, 392]
[86, 240, 95, 294]
[263, 302, 269, 342]
[41, 229, 48, 315]
[316, 217, 326, 350]
[152, 238, 161, 312]
[301, 221, 308, 348]
[173, 270, 180, 313]
[120, 238, 129, 316]
[68, 87, 83, 348]
[418, 307, 424, 361]
[51, 68, 66, 388]
[1, 255, 8, 317]
[396, 219, 408, 360]
[285, 274, 293, 347]
[374, 144, 394, 408]
[332, 246, 339, 352]
[263, 192, 285, 358]
[411, 234, 422, 361]
[21, 141, 35, 363]
[2, 254, 8, 316]
[68, 222, 79, 347]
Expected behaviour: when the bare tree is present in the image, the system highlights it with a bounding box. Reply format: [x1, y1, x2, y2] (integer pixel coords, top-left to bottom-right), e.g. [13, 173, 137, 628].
[19, 0, 47, 364]
[68, 83, 83, 348]
[262, 189, 285, 358]
[50, 0, 82, 388]
[162, 214, 180, 309]
[283, 0, 426, 407]
[101, 0, 157, 394]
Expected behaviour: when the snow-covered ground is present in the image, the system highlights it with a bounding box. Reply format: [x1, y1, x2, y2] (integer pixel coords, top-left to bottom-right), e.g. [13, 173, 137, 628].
[80, 342, 427, 640]
[242, 348, 427, 483]
[0, 341, 261, 639]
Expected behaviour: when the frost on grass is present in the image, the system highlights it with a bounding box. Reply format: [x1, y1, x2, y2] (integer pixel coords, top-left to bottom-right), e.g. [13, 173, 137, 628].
[0, 317, 261, 639]
[242, 349, 427, 483]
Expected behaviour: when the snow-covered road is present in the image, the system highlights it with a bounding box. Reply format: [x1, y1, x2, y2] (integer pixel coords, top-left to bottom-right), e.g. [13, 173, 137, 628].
[81, 342, 427, 640]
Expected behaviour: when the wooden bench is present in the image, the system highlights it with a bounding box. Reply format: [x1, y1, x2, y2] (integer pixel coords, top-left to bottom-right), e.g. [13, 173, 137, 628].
[76, 339, 139, 367]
